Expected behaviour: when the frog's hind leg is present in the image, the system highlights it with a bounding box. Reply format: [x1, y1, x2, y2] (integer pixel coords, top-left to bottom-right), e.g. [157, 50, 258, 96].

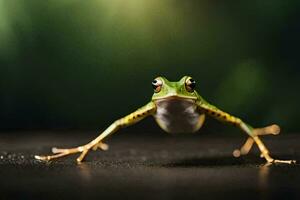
[233, 124, 280, 157]
[235, 124, 296, 164]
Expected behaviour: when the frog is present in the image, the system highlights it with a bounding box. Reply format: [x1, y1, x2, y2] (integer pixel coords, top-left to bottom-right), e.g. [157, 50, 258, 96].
[35, 76, 296, 164]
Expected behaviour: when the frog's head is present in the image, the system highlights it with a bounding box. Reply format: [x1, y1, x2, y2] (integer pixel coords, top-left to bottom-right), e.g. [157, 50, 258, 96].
[151, 76, 198, 101]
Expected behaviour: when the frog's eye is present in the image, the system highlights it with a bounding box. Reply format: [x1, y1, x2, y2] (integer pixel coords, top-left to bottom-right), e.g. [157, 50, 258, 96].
[152, 78, 163, 93]
[185, 77, 196, 92]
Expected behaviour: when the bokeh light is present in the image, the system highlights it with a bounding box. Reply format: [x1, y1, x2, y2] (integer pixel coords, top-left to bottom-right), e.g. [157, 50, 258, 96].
[0, 0, 299, 132]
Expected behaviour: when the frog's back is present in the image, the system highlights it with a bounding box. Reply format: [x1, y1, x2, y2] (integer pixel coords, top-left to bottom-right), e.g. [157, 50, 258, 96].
[153, 98, 204, 133]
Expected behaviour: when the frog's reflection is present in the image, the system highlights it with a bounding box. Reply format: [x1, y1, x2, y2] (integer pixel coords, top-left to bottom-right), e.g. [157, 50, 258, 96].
[77, 163, 92, 181]
[258, 163, 271, 198]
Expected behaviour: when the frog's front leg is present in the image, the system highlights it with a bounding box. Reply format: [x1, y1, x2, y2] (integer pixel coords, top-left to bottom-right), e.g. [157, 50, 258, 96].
[35, 102, 156, 163]
[197, 101, 296, 164]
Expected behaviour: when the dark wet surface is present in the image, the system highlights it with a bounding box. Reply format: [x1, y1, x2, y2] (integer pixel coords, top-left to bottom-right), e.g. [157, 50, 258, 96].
[0, 131, 299, 200]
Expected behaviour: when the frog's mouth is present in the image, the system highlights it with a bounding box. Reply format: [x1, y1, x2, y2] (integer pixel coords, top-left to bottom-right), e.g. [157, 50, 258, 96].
[152, 94, 197, 101]
[153, 97, 196, 108]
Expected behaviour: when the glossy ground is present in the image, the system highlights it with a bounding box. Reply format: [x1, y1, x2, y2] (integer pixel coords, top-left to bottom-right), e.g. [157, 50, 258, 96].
[0, 131, 299, 200]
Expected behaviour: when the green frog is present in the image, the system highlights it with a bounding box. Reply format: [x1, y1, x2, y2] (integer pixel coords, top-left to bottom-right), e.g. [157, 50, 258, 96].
[35, 76, 296, 164]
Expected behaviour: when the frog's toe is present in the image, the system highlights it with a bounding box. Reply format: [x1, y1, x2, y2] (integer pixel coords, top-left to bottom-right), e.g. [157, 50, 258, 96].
[233, 149, 241, 157]
[34, 155, 48, 161]
[92, 142, 109, 151]
[273, 159, 297, 164]
[254, 124, 280, 136]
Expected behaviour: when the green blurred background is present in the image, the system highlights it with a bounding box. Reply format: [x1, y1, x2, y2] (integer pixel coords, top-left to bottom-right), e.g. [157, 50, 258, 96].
[0, 0, 299, 132]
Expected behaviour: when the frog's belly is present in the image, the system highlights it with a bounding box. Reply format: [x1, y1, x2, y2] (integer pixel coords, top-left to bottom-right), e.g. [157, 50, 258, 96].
[153, 98, 203, 133]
